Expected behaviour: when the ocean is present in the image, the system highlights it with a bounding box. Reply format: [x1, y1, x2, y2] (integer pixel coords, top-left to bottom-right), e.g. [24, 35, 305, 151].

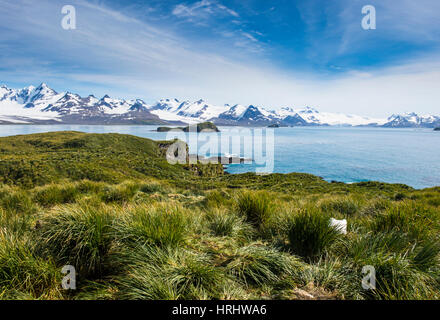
[0, 125, 439, 189]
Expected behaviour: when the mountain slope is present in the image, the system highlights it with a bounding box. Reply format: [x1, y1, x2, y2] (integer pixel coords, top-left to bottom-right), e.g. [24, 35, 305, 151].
[0, 83, 165, 124]
[1, 83, 438, 127]
[384, 113, 440, 128]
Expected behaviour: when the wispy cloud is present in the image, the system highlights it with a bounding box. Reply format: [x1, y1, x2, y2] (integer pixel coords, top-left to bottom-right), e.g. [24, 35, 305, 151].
[172, 0, 238, 20]
[295, 0, 440, 66]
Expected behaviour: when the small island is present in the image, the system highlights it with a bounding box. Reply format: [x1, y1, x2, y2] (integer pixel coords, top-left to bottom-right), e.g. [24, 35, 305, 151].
[157, 121, 220, 132]
[434, 127, 440, 131]
[268, 123, 280, 128]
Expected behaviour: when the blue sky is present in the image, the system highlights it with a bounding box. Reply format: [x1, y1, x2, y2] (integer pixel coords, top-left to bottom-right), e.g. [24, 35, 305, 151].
[0, 0, 439, 116]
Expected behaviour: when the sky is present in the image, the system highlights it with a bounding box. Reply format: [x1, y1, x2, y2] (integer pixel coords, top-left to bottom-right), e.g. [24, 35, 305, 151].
[0, 0, 439, 117]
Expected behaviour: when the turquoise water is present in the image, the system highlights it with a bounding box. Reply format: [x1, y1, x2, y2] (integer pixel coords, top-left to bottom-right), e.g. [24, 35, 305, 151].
[0, 125, 439, 189]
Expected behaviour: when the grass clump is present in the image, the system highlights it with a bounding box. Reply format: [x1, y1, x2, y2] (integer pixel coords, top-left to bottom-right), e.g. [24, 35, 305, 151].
[100, 182, 140, 203]
[34, 184, 79, 207]
[341, 232, 440, 299]
[202, 190, 233, 209]
[115, 245, 227, 300]
[225, 244, 302, 286]
[0, 231, 62, 299]
[205, 209, 252, 240]
[287, 208, 342, 261]
[1, 190, 36, 215]
[114, 204, 190, 248]
[36, 204, 115, 278]
[370, 201, 439, 241]
[139, 183, 165, 194]
[236, 191, 274, 227]
[320, 197, 359, 216]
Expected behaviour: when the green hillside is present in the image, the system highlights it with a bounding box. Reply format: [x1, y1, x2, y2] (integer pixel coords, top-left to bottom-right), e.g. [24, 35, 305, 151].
[1, 131, 439, 300]
[0, 131, 223, 188]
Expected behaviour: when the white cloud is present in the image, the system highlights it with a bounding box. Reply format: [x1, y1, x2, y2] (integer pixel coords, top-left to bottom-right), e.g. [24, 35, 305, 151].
[241, 32, 258, 42]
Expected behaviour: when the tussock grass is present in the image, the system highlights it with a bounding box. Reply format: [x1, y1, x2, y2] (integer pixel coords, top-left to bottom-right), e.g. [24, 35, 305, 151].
[359, 198, 391, 216]
[0, 231, 62, 299]
[34, 184, 79, 207]
[225, 244, 302, 286]
[337, 231, 440, 299]
[205, 209, 253, 240]
[370, 201, 439, 241]
[393, 192, 407, 201]
[36, 203, 115, 278]
[139, 183, 166, 194]
[114, 204, 191, 248]
[100, 182, 140, 203]
[1, 190, 36, 215]
[320, 197, 359, 216]
[76, 180, 106, 194]
[287, 208, 342, 261]
[0, 207, 35, 236]
[115, 245, 227, 300]
[203, 190, 233, 209]
[299, 258, 352, 298]
[236, 191, 275, 227]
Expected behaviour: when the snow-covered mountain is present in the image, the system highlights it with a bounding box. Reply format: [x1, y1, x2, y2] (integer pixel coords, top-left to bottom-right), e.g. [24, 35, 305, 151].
[383, 113, 440, 128]
[1, 83, 438, 127]
[274, 106, 387, 126]
[0, 83, 164, 124]
[148, 98, 229, 124]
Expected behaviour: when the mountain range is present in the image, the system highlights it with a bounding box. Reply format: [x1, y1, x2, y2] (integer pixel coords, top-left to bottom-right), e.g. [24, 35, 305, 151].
[1, 83, 439, 128]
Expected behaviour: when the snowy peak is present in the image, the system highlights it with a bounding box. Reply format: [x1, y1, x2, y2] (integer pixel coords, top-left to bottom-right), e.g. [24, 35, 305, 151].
[128, 99, 149, 112]
[28, 83, 58, 103]
[1, 83, 439, 127]
[217, 104, 248, 120]
[384, 112, 440, 128]
[148, 98, 229, 123]
[0, 84, 161, 124]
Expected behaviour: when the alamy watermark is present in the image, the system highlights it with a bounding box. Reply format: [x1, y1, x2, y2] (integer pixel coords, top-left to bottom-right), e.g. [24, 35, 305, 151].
[61, 5, 76, 30]
[361, 5, 376, 30]
[362, 265, 376, 290]
[164, 126, 274, 174]
[61, 265, 76, 290]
